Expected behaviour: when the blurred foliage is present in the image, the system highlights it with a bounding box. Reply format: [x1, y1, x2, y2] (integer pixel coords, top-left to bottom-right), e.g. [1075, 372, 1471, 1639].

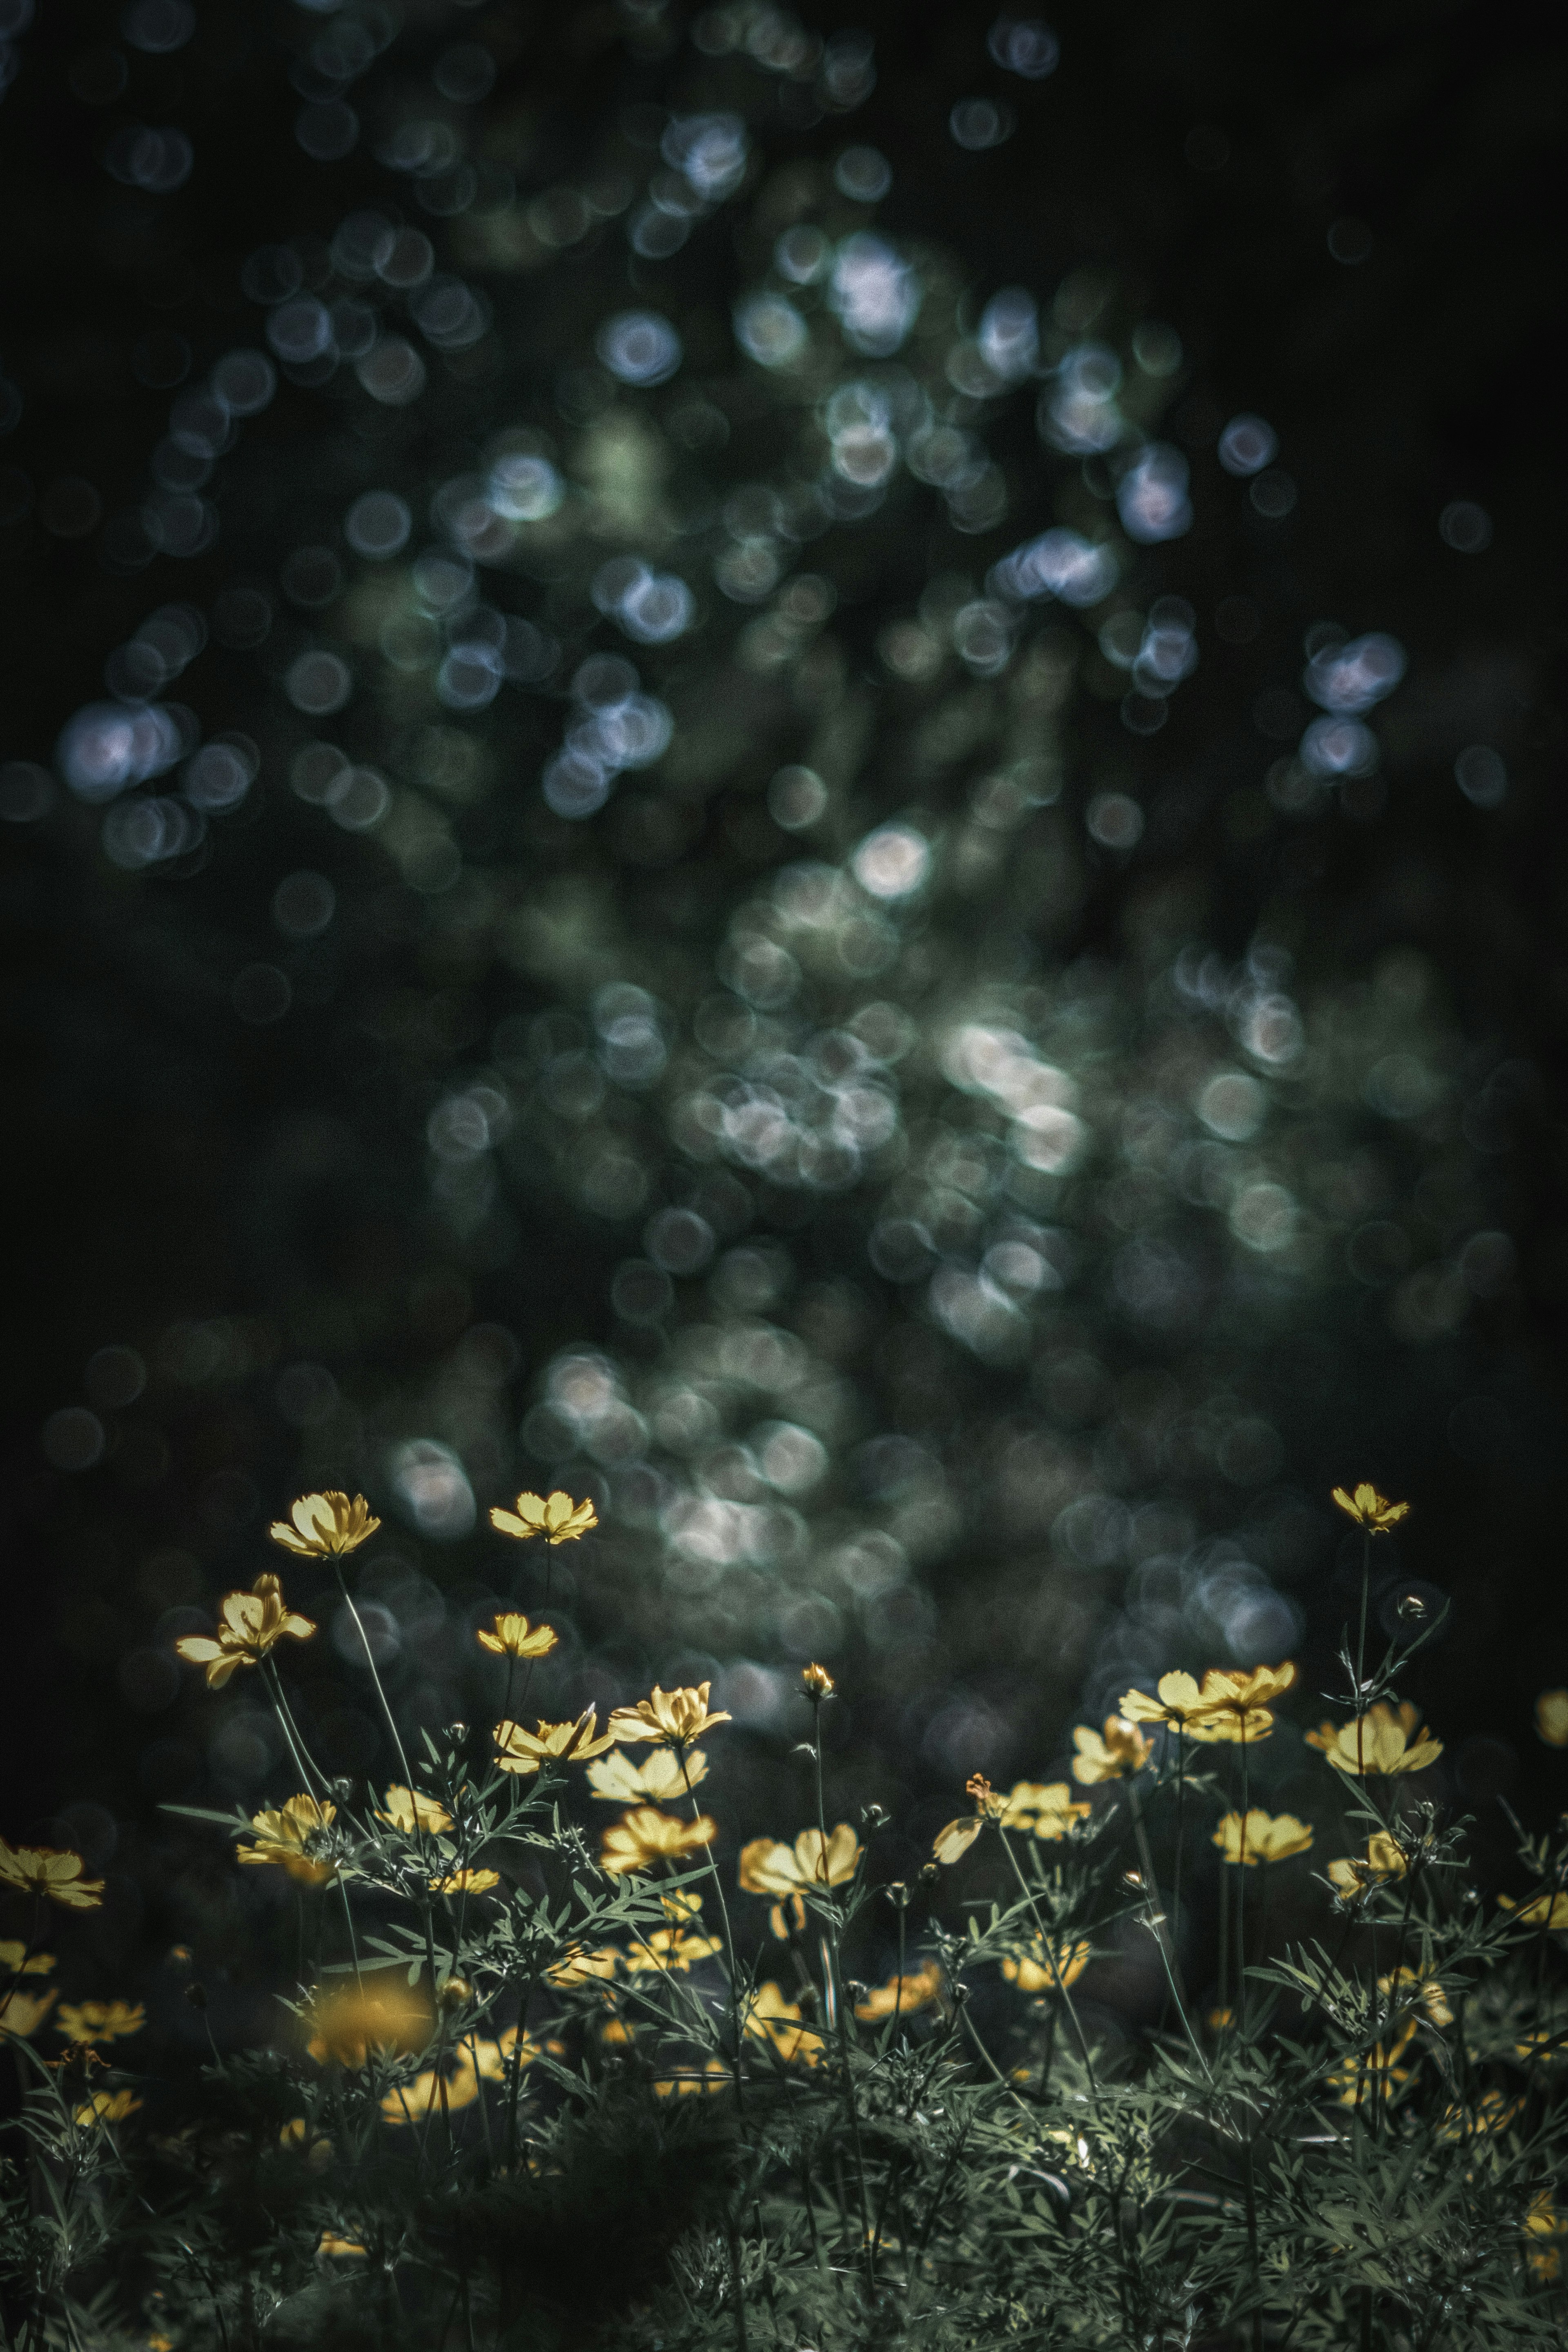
[0, 0, 1566, 2140]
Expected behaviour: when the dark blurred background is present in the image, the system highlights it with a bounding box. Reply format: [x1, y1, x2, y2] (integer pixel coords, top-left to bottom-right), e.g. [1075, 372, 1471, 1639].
[1, 0, 1565, 2036]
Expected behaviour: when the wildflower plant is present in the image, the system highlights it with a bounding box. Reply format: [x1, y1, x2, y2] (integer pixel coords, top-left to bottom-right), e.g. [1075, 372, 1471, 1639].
[1, 1481, 1565, 2352]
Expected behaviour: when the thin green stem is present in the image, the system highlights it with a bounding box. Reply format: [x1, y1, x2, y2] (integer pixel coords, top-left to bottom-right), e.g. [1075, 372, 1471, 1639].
[807, 1697, 873, 2291]
[995, 1824, 1097, 2091]
[332, 1562, 416, 1793]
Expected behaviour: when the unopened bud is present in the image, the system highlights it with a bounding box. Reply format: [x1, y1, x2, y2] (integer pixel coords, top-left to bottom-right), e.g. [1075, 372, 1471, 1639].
[439, 1977, 471, 2013]
[445, 1722, 469, 1744]
[1396, 1593, 1428, 1622]
[184, 1981, 207, 2012]
[860, 1802, 890, 1831]
[919, 1862, 941, 1886]
[884, 1880, 911, 1911]
[1123, 1871, 1144, 1889]
[801, 1662, 835, 1699]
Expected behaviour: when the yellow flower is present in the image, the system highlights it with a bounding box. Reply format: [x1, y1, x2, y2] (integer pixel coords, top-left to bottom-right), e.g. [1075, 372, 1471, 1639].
[743, 1980, 823, 2067]
[75, 2089, 143, 2127]
[855, 1959, 944, 2021]
[270, 1491, 380, 1558]
[1328, 2018, 1417, 2105]
[0, 1840, 104, 1911]
[1378, 1967, 1453, 2027]
[1071, 1716, 1153, 1784]
[279, 2117, 332, 2169]
[315, 2233, 368, 2264]
[376, 1786, 454, 1835]
[1526, 2192, 1566, 2280]
[1499, 1888, 1568, 1931]
[0, 1988, 57, 2038]
[304, 1973, 434, 2067]
[0, 1940, 53, 1976]
[470, 2026, 563, 2080]
[430, 1869, 500, 1896]
[236, 1795, 339, 1887]
[653, 2057, 731, 2098]
[1438, 2090, 1519, 2139]
[545, 1944, 620, 1988]
[494, 1711, 619, 1775]
[1118, 1672, 1212, 1730]
[600, 1806, 717, 1878]
[1183, 1662, 1298, 1746]
[380, 2053, 482, 2126]
[1313, 1701, 1443, 1777]
[1212, 1811, 1314, 1867]
[1535, 1689, 1568, 1749]
[801, 1662, 835, 1697]
[932, 1774, 1006, 1863]
[55, 1999, 145, 2046]
[475, 1612, 558, 1660]
[625, 1926, 724, 1973]
[737, 1825, 862, 1898]
[1330, 1482, 1410, 1534]
[175, 1574, 316, 1688]
[606, 1682, 732, 1747]
[489, 1490, 598, 1545]
[1326, 1831, 1409, 1899]
[996, 1781, 1091, 1840]
[586, 1746, 707, 1803]
[1000, 1938, 1094, 1996]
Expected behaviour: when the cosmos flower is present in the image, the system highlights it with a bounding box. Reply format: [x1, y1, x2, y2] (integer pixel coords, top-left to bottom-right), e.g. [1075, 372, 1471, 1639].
[1000, 1938, 1094, 1996]
[269, 1491, 380, 1558]
[489, 1490, 598, 1545]
[175, 1575, 316, 1689]
[279, 2117, 332, 2169]
[1118, 1673, 1212, 1730]
[1498, 1889, 1568, 1931]
[801, 1662, 835, 1697]
[599, 1806, 717, 1877]
[738, 1825, 862, 1898]
[0, 1840, 104, 1911]
[1071, 1717, 1153, 1784]
[1327, 2018, 1417, 2106]
[1330, 1483, 1410, 1534]
[470, 2027, 564, 2080]
[1378, 1967, 1453, 2027]
[0, 1940, 54, 1976]
[932, 1773, 1006, 1862]
[606, 1683, 732, 1747]
[1326, 1831, 1409, 1899]
[236, 1795, 339, 1886]
[315, 2234, 368, 2266]
[55, 1999, 146, 2046]
[493, 1712, 619, 1775]
[74, 2090, 142, 2128]
[624, 1925, 724, 1972]
[1535, 1690, 1568, 1748]
[304, 1974, 434, 2067]
[1181, 1661, 1298, 1745]
[743, 1980, 823, 2067]
[996, 1781, 1091, 1840]
[475, 1612, 559, 1660]
[854, 1959, 944, 2021]
[380, 2054, 482, 2125]
[1526, 2192, 1566, 2280]
[1211, 1811, 1314, 1866]
[653, 2058, 731, 2098]
[0, 1988, 57, 2038]
[1310, 1701, 1442, 1777]
[586, 1746, 707, 1803]
[376, 1786, 454, 1835]
[546, 1945, 621, 1988]
[430, 1869, 500, 1896]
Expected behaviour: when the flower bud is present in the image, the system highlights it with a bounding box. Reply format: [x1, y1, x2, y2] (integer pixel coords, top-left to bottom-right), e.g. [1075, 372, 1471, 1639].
[801, 1662, 835, 1699]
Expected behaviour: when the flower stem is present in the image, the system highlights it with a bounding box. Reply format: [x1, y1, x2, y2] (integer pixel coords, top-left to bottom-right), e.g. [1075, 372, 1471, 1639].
[996, 1824, 1097, 2091]
[332, 1563, 416, 1794]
